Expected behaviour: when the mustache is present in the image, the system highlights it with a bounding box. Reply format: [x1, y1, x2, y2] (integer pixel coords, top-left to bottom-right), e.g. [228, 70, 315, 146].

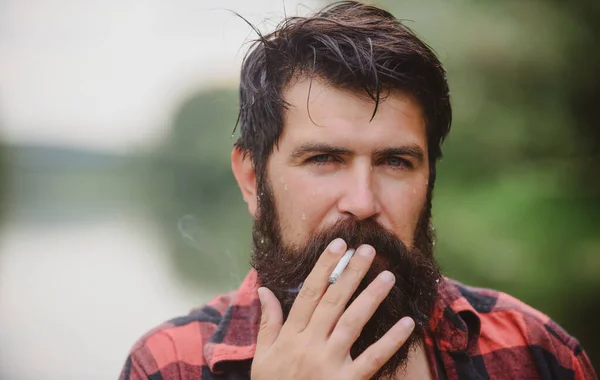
[302, 217, 406, 268]
[253, 216, 416, 293]
[306, 217, 404, 252]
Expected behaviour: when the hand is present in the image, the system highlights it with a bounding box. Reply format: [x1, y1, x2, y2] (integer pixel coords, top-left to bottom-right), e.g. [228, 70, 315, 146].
[251, 238, 415, 380]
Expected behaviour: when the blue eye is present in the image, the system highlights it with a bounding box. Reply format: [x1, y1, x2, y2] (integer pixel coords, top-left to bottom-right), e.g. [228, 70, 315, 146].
[307, 154, 334, 165]
[386, 156, 412, 169]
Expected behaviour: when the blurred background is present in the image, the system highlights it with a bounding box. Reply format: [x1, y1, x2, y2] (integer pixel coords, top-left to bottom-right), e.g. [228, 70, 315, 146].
[0, 0, 598, 378]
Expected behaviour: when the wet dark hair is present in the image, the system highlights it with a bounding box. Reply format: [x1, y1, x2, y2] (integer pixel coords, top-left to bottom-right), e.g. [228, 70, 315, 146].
[234, 0, 451, 190]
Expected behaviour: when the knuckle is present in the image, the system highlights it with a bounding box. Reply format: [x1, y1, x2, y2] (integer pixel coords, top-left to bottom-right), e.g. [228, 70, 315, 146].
[367, 353, 387, 372]
[374, 355, 388, 370]
[353, 350, 391, 376]
[316, 256, 334, 269]
[337, 313, 360, 330]
[320, 292, 343, 308]
[345, 262, 365, 279]
[335, 318, 361, 340]
[297, 283, 320, 300]
[258, 319, 270, 333]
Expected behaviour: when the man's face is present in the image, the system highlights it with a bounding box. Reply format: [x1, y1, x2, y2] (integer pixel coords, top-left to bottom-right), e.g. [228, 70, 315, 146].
[266, 77, 430, 251]
[241, 77, 440, 379]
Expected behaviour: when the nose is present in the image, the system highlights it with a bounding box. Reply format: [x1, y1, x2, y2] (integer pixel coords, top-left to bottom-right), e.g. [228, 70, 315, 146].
[337, 167, 380, 220]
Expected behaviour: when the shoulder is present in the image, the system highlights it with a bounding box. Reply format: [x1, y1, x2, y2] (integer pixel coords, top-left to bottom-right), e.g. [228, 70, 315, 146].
[448, 279, 575, 347]
[445, 279, 596, 379]
[118, 291, 235, 380]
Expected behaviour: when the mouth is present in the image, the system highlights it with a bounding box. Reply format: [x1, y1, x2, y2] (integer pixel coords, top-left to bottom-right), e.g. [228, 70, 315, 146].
[283, 263, 392, 298]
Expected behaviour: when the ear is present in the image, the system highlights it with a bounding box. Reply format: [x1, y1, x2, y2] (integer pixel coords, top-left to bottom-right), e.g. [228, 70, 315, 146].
[231, 147, 258, 217]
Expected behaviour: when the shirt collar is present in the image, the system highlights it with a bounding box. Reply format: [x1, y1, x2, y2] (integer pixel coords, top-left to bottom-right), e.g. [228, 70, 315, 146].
[204, 270, 482, 372]
[203, 269, 262, 373]
[427, 277, 482, 353]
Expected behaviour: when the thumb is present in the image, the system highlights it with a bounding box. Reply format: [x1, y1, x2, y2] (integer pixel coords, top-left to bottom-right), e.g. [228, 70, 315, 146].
[255, 287, 283, 353]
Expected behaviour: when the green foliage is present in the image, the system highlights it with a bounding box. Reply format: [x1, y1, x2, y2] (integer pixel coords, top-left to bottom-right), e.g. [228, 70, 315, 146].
[139, 88, 253, 291]
[377, 0, 600, 365]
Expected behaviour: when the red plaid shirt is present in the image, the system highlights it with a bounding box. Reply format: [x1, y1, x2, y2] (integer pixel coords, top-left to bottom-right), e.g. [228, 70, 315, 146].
[119, 270, 596, 379]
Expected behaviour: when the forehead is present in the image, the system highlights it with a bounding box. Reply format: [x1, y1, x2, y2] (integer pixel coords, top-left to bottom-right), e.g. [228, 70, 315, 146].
[279, 77, 427, 149]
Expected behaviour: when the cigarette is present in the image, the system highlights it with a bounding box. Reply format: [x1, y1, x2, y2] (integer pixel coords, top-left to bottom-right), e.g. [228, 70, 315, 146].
[328, 248, 356, 284]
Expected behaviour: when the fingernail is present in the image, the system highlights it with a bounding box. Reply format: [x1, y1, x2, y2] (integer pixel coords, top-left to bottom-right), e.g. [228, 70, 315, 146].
[379, 270, 395, 283]
[400, 317, 415, 330]
[329, 238, 346, 254]
[257, 287, 266, 306]
[358, 245, 374, 257]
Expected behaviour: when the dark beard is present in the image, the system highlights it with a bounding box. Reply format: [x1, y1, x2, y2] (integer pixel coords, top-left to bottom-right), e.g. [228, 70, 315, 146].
[250, 179, 441, 380]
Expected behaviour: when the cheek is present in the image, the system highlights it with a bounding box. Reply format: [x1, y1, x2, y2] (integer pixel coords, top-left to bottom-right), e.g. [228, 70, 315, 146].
[380, 176, 428, 242]
[272, 174, 336, 243]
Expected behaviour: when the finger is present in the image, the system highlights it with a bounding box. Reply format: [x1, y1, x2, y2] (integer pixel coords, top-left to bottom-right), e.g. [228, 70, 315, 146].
[307, 244, 375, 337]
[282, 238, 347, 333]
[327, 270, 395, 352]
[255, 287, 284, 354]
[351, 317, 415, 379]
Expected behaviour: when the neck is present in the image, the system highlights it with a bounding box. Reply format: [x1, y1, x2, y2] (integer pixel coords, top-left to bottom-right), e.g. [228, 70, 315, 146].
[392, 339, 433, 380]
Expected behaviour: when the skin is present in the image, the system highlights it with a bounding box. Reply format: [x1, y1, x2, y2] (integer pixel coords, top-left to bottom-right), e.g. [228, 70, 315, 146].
[231, 77, 433, 379]
[234, 77, 429, 245]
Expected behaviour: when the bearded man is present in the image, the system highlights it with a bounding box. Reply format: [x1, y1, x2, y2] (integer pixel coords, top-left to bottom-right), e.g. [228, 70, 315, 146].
[119, 2, 596, 379]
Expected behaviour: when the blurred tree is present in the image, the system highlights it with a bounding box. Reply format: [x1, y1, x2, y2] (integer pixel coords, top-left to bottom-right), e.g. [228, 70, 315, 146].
[0, 142, 8, 224]
[376, 0, 600, 367]
[553, 0, 600, 195]
[140, 88, 252, 292]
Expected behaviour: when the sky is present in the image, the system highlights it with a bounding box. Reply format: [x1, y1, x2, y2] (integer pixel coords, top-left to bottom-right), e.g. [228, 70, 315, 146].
[0, 0, 323, 153]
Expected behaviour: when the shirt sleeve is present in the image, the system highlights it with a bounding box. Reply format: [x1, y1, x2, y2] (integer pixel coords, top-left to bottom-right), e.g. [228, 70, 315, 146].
[572, 347, 597, 380]
[542, 318, 597, 380]
[118, 353, 150, 380]
[118, 341, 163, 380]
[118, 330, 188, 380]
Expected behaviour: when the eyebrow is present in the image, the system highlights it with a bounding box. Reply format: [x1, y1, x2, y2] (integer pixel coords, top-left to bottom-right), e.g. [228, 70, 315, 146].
[290, 143, 351, 159]
[290, 142, 425, 164]
[373, 146, 425, 164]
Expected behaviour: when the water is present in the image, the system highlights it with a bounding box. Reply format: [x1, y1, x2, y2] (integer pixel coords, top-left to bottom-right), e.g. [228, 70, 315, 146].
[0, 214, 208, 380]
